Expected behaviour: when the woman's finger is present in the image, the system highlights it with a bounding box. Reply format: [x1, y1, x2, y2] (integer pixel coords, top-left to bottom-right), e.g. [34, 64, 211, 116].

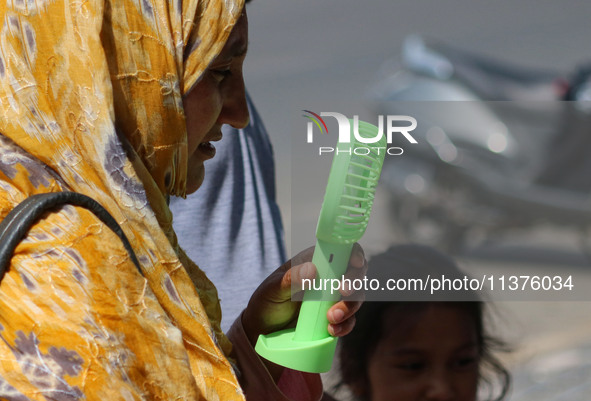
[349, 243, 366, 270]
[286, 261, 317, 294]
[328, 314, 356, 337]
[338, 251, 368, 297]
[327, 300, 363, 325]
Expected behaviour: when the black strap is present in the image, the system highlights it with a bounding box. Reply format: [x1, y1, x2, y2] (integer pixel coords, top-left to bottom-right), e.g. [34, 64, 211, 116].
[0, 192, 143, 280]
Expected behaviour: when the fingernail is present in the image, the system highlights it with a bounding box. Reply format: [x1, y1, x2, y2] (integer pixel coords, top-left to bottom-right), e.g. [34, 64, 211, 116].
[303, 262, 315, 279]
[354, 252, 365, 267]
[331, 309, 345, 323]
[330, 324, 342, 336]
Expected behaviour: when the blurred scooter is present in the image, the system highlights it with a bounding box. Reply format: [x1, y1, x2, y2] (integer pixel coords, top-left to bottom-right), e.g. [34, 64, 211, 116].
[369, 35, 591, 253]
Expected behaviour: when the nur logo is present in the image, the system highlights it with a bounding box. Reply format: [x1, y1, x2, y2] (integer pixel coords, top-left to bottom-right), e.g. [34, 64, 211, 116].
[303, 110, 329, 142]
[303, 111, 418, 155]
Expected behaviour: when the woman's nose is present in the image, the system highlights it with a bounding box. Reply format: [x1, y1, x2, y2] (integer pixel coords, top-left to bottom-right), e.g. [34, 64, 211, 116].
[219, 76, 249, 129]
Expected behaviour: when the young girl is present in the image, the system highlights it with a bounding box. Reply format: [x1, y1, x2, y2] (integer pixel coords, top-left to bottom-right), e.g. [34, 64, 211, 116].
[338, 245, 510, 401]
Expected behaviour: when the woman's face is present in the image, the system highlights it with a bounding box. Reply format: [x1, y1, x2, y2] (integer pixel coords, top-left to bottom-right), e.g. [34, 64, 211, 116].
[182, 10, 249, 194]
[366, 304, 480, 401]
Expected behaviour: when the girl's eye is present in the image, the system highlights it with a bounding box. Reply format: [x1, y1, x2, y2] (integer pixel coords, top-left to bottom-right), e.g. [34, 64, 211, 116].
[454, 356, 479, 369]
[397, 361, 425, 371]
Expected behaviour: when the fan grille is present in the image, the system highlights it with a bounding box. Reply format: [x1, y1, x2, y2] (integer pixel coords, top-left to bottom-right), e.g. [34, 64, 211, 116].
[316, 120, 387, 244]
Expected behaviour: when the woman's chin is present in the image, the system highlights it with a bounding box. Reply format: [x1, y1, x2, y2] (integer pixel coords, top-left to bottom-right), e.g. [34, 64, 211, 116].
[186, 165, 205, 194]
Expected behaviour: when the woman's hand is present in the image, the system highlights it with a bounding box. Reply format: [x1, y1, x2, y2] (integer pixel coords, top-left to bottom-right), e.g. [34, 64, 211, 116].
[241, 243, 367, 379]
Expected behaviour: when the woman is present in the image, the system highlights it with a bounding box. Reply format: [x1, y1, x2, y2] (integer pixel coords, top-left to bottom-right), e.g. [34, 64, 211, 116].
[0, 0, 362, 399]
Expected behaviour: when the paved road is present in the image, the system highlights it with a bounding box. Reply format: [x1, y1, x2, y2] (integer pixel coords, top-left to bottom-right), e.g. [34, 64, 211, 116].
[238, 1, 591, 399]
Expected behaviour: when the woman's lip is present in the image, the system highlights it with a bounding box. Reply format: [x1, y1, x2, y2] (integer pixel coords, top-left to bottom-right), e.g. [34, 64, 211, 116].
[196, 141, 216, 160]
[205, 133, 223, 142]
[195, 132, 222, 160]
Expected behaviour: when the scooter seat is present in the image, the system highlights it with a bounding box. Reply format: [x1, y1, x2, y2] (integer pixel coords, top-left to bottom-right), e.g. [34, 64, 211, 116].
[403, 35, 563, 101]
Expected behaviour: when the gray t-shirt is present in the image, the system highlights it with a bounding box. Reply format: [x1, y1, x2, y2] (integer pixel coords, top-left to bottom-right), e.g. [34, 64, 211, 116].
[170, 93, 286, 331]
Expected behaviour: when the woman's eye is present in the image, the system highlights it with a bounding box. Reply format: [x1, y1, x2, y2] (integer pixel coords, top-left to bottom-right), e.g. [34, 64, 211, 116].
[210, 68, 232, 81]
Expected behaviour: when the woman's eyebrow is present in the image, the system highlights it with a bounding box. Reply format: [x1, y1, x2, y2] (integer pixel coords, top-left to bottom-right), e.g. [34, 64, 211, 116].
[211, 40, 247, 65]
[232, 40, 248, 58]
[215, 39, 247, 63]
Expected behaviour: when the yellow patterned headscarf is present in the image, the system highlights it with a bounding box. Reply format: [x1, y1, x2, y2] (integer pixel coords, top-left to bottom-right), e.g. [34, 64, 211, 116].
[0, 0, 245, 397]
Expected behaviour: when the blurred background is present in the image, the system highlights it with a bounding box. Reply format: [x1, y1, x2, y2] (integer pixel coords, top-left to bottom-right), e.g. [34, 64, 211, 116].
[240, 1, 591, 399]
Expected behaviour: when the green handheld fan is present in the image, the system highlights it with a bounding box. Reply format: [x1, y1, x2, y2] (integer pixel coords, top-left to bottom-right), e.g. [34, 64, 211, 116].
[255, 120, 386, 373]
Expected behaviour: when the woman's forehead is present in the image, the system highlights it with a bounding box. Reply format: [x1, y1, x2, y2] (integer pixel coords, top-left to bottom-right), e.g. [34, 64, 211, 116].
[217, 11, 249, 61]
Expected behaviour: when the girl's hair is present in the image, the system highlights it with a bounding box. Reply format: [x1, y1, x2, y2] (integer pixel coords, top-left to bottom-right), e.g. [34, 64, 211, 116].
[337, 244, 511, 401]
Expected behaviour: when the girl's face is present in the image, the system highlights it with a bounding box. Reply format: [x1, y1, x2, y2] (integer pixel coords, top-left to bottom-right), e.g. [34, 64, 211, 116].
[182, 10, 249, 194]
[366, 304, 480, 401]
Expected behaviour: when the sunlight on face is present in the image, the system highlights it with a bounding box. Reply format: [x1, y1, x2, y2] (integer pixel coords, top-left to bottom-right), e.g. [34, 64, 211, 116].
[183, 9, 249, 194]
